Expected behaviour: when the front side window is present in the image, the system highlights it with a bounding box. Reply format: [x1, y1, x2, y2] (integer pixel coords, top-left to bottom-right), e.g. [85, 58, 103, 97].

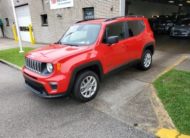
[127, 20, 145, 37]
[104, 22, 125, 42]
[60, 24, 101, 46]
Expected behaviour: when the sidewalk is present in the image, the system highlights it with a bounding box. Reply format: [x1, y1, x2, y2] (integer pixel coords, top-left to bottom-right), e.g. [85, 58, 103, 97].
[0, 38, 44, 51]
[175, 57, 190, 72]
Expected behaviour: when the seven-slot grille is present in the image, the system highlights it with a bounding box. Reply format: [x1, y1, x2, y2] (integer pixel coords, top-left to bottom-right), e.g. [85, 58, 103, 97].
[25, 58, 42, 74]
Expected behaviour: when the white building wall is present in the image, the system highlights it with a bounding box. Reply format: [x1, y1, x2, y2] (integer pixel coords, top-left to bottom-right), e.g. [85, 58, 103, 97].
[0, 0, 190, 43]
[0, 0, 14, 39]
[1, 0, 120, 43]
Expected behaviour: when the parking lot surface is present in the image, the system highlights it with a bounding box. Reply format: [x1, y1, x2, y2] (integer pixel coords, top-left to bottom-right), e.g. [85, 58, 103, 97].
[0, 63, 154, 138]
[0, 36, 189, 137]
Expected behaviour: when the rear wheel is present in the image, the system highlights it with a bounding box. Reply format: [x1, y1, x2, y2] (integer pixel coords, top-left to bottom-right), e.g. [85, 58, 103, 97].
[138, 50, 152, 70]
[73, 71, 100, 102]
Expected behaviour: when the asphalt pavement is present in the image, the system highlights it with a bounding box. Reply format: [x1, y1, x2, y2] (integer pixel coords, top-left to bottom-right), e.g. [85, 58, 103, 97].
[1, 35, 190, 137]
[0, 63, 154, 138]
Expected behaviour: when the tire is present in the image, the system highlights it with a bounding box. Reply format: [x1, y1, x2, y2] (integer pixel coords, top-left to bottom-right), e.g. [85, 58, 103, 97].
[73, 70, 100, 102]
[138, 50, 152, 70]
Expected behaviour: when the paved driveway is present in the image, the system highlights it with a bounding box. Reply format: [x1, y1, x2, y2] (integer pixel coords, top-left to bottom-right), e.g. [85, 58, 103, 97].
[0, 63, 154, 138]
[0, 35, 189, 137]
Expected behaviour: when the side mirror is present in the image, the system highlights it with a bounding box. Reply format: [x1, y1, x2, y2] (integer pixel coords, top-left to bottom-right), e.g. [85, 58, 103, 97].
[106, 36, 119, 45]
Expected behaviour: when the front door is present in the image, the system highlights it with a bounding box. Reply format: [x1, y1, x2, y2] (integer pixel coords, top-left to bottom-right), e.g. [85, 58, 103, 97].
[16, 5, 32, 42]
[99, 22, 129, 72]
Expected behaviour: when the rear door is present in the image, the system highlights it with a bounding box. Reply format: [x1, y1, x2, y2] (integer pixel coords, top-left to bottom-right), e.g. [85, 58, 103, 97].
[124, 20, 146, 60]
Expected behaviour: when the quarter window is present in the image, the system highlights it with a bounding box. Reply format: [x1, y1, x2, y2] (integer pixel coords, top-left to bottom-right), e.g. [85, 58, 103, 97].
[127, 20, 145, 37]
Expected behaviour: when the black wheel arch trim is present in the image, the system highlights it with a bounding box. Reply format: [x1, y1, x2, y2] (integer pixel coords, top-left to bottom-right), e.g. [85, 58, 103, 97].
[67, 61, 104, 94]
[143, 42, 156, 55]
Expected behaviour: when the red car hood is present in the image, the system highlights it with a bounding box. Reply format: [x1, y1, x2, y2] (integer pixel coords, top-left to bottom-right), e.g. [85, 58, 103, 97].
[26, 44, 91, 62]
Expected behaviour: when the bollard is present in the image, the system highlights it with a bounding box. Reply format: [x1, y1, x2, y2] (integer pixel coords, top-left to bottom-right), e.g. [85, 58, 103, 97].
[12, 24, 18, 42]
[29, 24, 35, 44]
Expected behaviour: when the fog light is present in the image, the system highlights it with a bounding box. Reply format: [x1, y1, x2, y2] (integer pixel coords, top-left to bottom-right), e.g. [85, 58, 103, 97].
[49, 82, 58, 90]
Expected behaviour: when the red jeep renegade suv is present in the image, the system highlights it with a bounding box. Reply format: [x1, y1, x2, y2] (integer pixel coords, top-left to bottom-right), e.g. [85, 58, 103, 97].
[23, 16, 155, 102]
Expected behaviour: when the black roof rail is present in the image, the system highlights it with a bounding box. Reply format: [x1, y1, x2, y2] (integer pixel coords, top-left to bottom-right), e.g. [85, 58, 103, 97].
[76, 18, 105, 23]
[104, 15, 144, 22]
[126, 15, 144, 18]
[104, 16, 123, 22]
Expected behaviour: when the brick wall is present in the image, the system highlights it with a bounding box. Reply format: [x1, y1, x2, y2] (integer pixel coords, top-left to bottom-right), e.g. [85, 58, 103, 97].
[30, 0, 120, 43]
[0, 0, 120, 43]
[0, 0, 14, 39]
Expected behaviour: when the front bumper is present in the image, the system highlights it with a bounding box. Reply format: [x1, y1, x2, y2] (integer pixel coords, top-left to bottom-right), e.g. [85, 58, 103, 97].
[24, 75, 66, 98]
[23, 67, 70, 98]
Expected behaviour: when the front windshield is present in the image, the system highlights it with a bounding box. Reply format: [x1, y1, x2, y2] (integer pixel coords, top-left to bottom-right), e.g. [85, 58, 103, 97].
[60, 24, 101, 46]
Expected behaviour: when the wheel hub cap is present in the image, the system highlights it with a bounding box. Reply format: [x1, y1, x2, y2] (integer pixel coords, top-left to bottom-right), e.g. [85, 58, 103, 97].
[144, 53, 152, 68]
[80, 76, 97, 98]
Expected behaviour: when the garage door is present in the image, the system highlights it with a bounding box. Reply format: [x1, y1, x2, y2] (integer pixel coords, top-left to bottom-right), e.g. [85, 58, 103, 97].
[16, 5, 32, 42]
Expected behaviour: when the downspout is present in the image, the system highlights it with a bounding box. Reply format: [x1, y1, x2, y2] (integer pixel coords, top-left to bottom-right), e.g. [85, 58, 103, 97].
[120, 0, 125, 16]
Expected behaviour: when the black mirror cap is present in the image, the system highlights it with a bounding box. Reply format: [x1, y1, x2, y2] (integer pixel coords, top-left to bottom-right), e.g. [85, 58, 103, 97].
[106, 36, 119, 45]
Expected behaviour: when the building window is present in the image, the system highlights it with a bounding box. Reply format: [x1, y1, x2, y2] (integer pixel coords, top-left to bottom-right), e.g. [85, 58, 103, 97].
[5, 18, 9, 26]
[83, 7, 94, 20]
[41, 14, 48, 26]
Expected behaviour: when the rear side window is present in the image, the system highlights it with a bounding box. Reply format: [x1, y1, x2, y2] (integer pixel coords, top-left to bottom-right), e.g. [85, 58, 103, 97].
[104, 22, 125, 41]
[127, 20, 145, 37]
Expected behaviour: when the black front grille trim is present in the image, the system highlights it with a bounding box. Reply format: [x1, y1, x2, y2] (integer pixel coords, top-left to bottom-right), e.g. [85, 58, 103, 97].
[25, 76, 46, 95]
[25, 58, 44, 74]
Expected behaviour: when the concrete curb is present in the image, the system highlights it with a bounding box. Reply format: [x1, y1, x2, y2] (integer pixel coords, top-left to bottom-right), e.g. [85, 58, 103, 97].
[154, 54, 189, 81]
[150, 84, 176, 129]
[0, 59, 22, 71]
[156, 128, 190, 138]
[151, 54, 190, 135]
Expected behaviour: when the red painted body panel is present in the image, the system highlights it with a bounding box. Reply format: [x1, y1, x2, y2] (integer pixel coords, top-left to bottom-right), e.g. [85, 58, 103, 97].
[23, 17, 155, 96]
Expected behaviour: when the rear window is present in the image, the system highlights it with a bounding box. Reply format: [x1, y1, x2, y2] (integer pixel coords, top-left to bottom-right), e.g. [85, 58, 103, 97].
[127, 20, 145, 37]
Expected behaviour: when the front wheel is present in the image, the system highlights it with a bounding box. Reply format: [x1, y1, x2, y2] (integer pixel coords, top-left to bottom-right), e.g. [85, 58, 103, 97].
[138, 50, 153, 70]
[73, 71, 100, 102]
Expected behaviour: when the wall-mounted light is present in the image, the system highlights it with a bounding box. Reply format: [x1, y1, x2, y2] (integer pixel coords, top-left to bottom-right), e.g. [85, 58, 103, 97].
[168, 0, 174, 4]
[186, 0, 190, 4]
[57, 14, 62, 18]
[110, 6, 113, 11]
[178, 3, 183, 6]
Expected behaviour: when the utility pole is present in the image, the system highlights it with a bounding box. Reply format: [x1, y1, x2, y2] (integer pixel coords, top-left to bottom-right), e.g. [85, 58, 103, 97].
[10, 0, 24, 53]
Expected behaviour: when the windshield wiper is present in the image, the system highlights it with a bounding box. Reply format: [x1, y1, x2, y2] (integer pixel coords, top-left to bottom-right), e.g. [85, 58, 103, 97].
[54, 41, 61, 44]
[63, 43, 79, 47]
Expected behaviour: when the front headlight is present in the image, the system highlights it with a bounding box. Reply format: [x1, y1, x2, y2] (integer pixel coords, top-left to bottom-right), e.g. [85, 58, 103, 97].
[46, 63, 54, 73]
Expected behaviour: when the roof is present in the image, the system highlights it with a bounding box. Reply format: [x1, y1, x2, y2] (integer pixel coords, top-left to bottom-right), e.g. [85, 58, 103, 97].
[76, 16, 146, 25]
